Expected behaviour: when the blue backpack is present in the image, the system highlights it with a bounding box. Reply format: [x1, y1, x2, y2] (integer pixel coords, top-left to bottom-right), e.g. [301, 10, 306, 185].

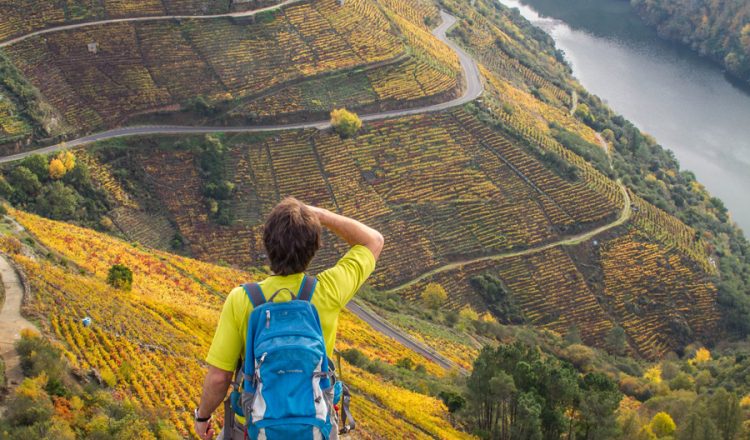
[235, 275, 336, 439]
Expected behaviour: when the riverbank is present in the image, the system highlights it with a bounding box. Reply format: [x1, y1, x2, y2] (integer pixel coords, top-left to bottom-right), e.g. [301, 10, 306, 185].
[498, 0, 750, 234]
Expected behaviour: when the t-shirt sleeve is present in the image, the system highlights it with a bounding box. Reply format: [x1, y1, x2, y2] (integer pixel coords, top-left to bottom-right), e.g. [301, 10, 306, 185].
[317, 244, 376, 309]
[205, 287, 244, 372]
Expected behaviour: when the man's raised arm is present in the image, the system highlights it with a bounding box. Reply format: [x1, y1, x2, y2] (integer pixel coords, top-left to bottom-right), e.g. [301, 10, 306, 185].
[308, 206, 384, 260]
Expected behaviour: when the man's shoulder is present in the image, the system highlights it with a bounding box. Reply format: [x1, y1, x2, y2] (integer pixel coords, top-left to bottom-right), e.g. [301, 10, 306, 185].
[225, 285, 252, 315]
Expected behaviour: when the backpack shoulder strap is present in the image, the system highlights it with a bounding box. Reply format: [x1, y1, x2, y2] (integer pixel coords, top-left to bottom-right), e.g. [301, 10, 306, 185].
[242, 283, 266, 308]
[297, 275, 318, 302]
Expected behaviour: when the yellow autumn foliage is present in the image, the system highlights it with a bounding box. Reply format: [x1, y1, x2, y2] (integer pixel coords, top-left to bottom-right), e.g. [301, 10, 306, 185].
[6, 207, 464, 437]
[330, 108, 362, 138]
[643, 365, 662, 384]
[57, 151, 76, 172]
[48, 158, 67, 179]
[689, 347, 711, 365]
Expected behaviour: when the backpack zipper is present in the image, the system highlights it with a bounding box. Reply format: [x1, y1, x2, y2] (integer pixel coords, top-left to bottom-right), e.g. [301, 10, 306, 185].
[265, 310, 271, 329]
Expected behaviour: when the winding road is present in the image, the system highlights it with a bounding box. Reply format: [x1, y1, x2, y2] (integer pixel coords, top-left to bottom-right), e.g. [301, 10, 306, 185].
[0, 10, 482, 164]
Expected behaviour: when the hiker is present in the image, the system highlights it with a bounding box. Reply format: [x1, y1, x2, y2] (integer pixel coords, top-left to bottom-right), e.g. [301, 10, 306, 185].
[194, 197, 384, 440]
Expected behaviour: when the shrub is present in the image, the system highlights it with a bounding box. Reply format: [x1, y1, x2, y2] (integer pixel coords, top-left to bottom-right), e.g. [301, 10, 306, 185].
[395, 357, 415, 370]
[107, 264, 133, 291]
[340, 348, 368, 368]
[421, 282, 447, 310]
[438, 390, 466, 413]
[6, 373, 54, 426]
[562, 344, 595, 370]
[330, 108, 362, 138]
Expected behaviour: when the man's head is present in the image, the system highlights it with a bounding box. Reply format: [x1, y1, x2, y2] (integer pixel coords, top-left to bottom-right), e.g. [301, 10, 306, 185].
[263, 197, 321, 276]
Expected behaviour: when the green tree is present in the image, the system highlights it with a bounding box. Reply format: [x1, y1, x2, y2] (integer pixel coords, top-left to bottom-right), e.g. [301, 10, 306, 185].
[706, 389, 741, 440]
[669, 372, 695, 391]
[33, 181, 81, 220]
[421, 282, 447, 310]
[576, 372, 622, 440]
[564, 323, 582, 346]
[677, 407, 720, 440]
[107, 264, 133, 291]
[438, 390, 466, 413]
[19, 154, 49, 181]
[470, 274, 524, 324]
[7, 166, 41, 202]
[605, 326, 627, 356]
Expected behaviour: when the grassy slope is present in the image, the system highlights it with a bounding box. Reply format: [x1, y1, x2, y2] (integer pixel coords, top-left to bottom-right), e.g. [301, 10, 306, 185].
[0, 207, 470, 439]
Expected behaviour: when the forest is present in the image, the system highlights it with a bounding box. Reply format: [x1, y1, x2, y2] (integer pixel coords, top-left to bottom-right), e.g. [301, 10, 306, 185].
[631, 0, 750, 85]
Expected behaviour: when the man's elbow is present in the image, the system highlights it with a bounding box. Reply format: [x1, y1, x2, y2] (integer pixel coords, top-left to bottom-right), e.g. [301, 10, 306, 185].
[207, 366, 233, 390]
[369, 231, 385, 260]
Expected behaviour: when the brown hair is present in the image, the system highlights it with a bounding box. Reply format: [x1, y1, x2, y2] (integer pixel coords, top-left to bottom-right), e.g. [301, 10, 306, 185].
[262, 197, 321, 275]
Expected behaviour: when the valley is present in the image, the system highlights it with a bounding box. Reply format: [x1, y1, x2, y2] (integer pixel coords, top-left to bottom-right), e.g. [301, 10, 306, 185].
[0, 0, 748, 438]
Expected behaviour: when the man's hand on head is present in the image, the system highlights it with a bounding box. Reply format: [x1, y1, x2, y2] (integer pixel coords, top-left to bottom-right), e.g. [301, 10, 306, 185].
[304, 204, 384, 260]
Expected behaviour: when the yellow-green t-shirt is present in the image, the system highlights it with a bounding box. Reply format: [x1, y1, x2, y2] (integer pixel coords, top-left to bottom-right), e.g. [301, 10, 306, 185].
[205, 245, 376, 372]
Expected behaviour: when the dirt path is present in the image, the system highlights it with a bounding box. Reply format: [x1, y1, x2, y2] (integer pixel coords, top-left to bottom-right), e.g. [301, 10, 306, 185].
[0, 254, 34, 393]
[383, 182, 631, 294]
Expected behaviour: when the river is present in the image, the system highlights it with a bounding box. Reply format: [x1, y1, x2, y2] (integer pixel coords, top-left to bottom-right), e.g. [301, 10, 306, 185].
[495, 0, 750, 234]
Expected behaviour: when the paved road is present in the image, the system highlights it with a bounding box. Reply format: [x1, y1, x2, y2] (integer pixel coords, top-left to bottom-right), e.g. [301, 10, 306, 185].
[384, 182, 632, 294]
[346, 300, 465, 373]
[0, 0, 305, 48]
[0, 254, 34, 398]
[0, 10, 482, 164]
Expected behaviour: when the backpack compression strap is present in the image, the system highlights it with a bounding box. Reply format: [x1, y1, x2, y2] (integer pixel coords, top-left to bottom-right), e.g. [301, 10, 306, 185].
[340, 382, 356, 433]
[297, 275, 318, 302]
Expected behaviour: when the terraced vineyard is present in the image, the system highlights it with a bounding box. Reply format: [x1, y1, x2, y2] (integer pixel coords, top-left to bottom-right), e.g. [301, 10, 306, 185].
[107, 111, 620, 284]
[0, 0, 416, 134]
[0, 0, 280, 42]
[0, 93, 32, 144]
[3, 207, 466, 438]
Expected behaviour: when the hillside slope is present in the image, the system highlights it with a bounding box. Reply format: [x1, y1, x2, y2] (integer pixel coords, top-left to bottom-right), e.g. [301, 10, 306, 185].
[0, 0, 462, 151]
[0, 207, 470, 438]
